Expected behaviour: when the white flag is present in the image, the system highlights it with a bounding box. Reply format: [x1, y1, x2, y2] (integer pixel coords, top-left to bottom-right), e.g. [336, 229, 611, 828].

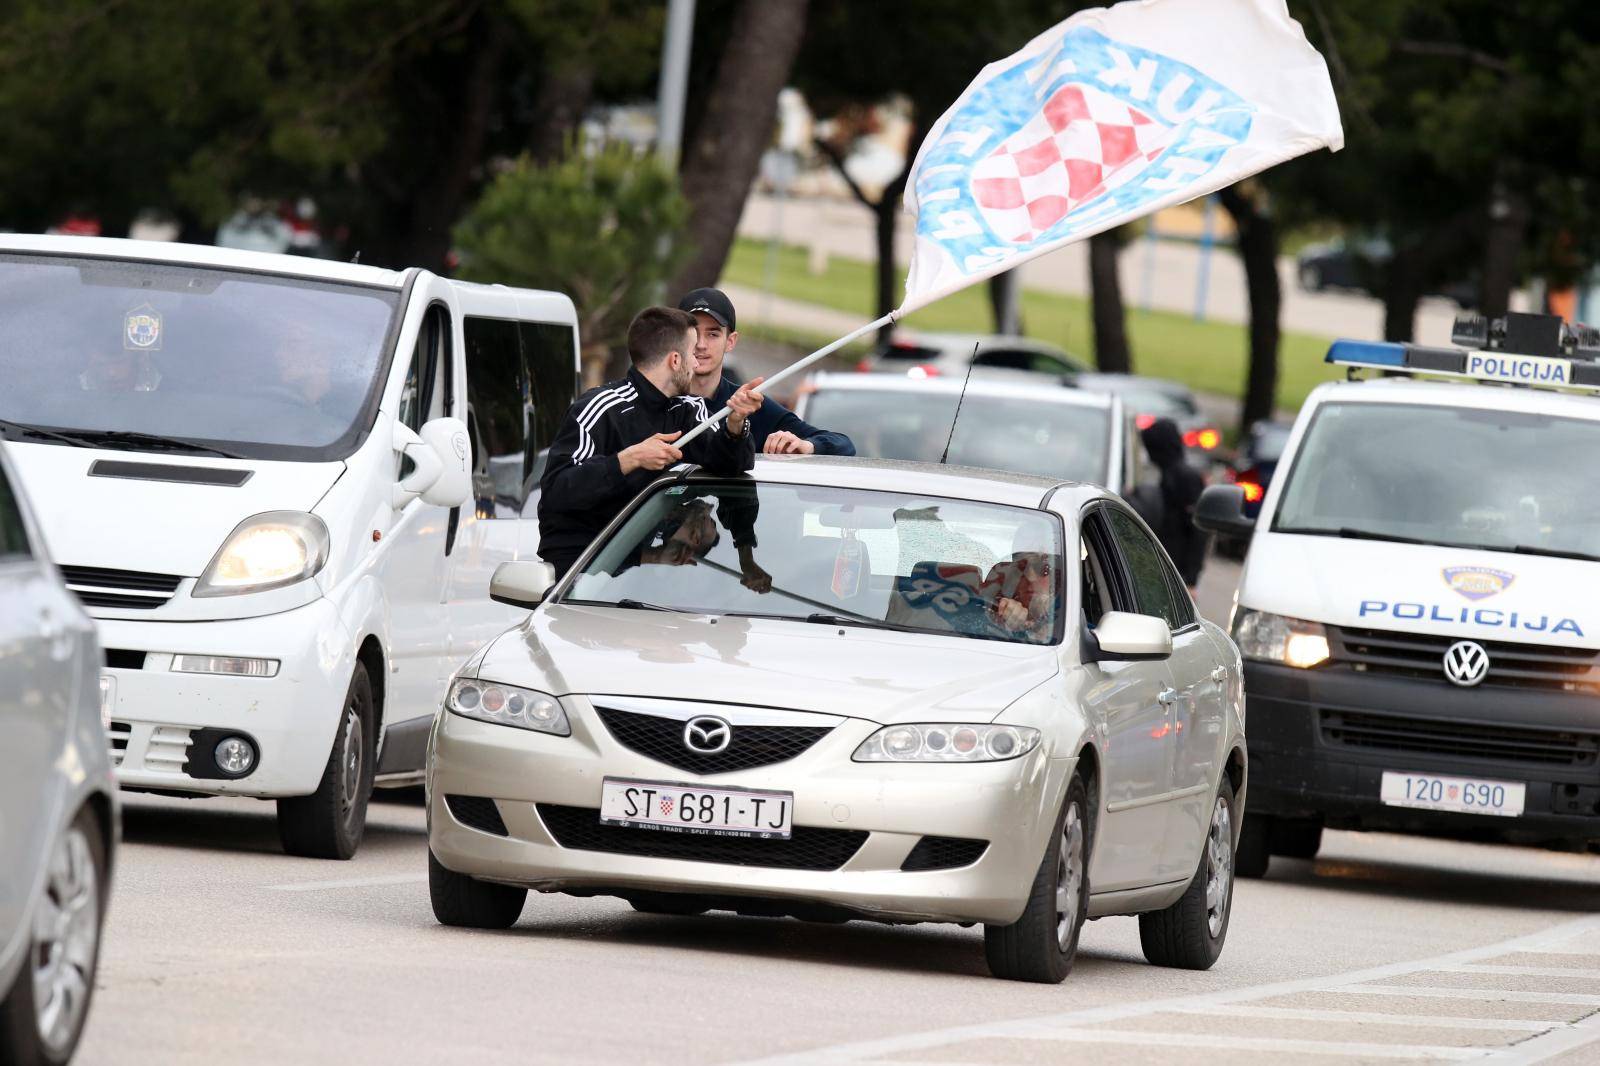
[900, 0, 1342, 314]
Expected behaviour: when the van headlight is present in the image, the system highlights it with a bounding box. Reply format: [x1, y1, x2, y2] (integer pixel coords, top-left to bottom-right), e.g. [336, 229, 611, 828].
[194, 511, 329, 597]
[853, 724, 1040, 763]
[1233, 609, 1330, 668]
[447, 678, 569, 736]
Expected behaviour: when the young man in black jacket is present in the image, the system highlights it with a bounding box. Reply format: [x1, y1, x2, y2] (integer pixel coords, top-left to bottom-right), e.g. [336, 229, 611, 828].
[677, 287, 855, 456]
[537, 306, 762, 579]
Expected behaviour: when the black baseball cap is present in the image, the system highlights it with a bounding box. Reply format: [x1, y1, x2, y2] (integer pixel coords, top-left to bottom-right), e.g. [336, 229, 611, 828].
[677, 287, 736, 331]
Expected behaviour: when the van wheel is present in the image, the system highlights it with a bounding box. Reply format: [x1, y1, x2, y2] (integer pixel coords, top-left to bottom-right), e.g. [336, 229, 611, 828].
[1139, 777, 1236, 970]
[429, 850, 526, 929]
[278, 663, 375, 860]
[984, 775, 1090, 983]
[1235, 812, 1271, 879]
[1273, 818, 1323, 860]
[0, 806, 107, 1066]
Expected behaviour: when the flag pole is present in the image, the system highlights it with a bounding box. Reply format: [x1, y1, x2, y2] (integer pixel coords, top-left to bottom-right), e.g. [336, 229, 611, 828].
[676, 311, 897, 447]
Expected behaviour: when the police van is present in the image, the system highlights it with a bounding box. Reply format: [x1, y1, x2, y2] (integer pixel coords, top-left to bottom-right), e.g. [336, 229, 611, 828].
[0, 234, 578, 859]
[1197, 312, 1600, 874]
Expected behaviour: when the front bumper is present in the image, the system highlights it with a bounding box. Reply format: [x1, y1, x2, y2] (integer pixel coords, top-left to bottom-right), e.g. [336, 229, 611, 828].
[98, 598, 354, 798]
[1244, 661, 1600, 846]
[427, 701, 1071, 926]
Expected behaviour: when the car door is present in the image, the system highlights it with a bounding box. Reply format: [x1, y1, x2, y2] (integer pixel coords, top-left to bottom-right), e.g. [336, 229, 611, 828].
[1079, 505, 1179, 894]
[1102, 505, 1220, 882]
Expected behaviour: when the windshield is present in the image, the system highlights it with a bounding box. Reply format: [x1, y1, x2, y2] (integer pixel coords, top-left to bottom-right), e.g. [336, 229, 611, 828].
[0, 254, 400, 460]
[804, 388, 1111, 485]
[1273, 401, 1600, 558]
[566, 481, 1065, 646]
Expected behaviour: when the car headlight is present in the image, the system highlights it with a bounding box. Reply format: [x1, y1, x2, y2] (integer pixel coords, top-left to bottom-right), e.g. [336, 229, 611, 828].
[194, 511, 329, 597]
[853, 723, 1041, 763]
[1233, 609, 1330, 668]
[446, 678, 569, 735]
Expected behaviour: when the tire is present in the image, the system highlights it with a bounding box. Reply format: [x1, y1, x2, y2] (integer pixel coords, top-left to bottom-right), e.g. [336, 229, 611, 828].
[984, 775, 1090, 984]
[1235, 811, 1271, 879]
[1272, 818, 1323, 861]
[278, 662, 376, 860]
[428, 849, 526, 929]
[0, 806, 108, 1066]
[1139, 777, 1237, 970]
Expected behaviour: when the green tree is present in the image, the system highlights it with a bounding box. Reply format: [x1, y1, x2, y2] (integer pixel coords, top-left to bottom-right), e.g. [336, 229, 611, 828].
[453, 140, 689, 384]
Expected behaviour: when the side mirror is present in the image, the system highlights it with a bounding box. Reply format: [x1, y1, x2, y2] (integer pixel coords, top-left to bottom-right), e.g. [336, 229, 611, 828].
[1194, 484, 1256, 538]
[491, 560, 556, 609]
[1085, 611, 1173, 662]
[392, 417, 472, 509]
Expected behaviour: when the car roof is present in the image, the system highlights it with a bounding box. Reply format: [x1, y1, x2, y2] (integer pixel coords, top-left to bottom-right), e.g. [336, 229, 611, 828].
[1072, 372, 1194, 398]
[1307, 376, 1600, 421]
[0, 233, 410, 289]
[891, 330, 1075, 358]
[808, 372, 1116, 409]
[687, 454, 1110, 511]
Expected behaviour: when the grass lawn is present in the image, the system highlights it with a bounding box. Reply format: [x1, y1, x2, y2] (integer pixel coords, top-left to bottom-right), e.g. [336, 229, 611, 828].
[721, 236, 1343, 414]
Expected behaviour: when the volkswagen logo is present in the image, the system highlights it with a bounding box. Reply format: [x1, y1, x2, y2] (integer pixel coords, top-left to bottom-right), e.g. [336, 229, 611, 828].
[1443, 640, 1490, 687]
[682, 715, 732, 755]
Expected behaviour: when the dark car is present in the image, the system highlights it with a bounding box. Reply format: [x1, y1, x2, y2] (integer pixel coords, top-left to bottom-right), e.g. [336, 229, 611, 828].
[1297, 238, 1477, 308]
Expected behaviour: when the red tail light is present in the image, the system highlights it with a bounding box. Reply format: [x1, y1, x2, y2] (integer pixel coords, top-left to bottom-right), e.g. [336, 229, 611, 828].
[1238, 480, 1264, 503]
[854, 359, 872, 372]
[1135, 413, 1156, 430]
[1183, 427, 1221, 450]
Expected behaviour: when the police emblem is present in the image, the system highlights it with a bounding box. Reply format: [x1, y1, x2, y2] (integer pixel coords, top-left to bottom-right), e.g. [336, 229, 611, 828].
[1442, 566, 1515, 602]
[124, 304, 163, 350]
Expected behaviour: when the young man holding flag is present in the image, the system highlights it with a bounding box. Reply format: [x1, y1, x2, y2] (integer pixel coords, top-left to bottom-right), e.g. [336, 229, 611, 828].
[677, 287, 855, 457]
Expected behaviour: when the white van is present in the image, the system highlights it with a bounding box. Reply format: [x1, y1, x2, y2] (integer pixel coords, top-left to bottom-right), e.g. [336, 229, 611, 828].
[0, 234, 579, 858]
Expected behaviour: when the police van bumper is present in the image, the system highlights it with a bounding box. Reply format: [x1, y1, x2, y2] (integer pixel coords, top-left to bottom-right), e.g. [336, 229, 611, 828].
[1243, 661, 1600, 847]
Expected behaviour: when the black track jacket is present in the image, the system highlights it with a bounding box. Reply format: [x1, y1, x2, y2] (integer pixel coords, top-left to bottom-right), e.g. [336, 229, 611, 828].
[537, 366, 754, 568]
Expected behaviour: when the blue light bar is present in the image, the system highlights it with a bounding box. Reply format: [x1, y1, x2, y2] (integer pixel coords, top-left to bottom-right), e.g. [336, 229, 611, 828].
[1325, 339, 1405, 368]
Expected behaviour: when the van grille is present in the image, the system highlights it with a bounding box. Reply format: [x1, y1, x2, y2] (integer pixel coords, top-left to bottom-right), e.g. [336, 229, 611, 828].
[1331, 625, 1600, 693]
[60, 565, 183, 610]
[1319, 709, 1600, 769]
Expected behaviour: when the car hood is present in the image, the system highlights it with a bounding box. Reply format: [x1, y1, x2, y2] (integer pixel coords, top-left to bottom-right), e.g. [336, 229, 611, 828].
[1242, 532, 1597, 648]
[7, 442, 343, 575]
[474, 604, 1061, 724]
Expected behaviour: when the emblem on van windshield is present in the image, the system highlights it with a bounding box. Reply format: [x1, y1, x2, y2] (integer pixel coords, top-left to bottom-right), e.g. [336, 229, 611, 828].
[1442, 566, 1515, 602]
[123, 304, 162, 350]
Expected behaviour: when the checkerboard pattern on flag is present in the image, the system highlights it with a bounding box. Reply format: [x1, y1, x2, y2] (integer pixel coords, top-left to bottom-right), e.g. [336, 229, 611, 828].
[972, 84, 1173, 244]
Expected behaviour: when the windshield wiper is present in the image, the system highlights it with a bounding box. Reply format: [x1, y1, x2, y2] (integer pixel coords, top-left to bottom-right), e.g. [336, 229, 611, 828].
[0, 418, 91, 448]
[803, 612, 921, 634]
[1506, 544, 1600, 563]
[1284, 525, 1432, 546]
[50, 428, 244, 459]
[613, 598, 682, 612]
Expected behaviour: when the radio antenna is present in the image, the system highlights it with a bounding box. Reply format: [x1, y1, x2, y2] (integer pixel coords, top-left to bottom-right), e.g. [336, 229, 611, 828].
[939, 343, 979, 465]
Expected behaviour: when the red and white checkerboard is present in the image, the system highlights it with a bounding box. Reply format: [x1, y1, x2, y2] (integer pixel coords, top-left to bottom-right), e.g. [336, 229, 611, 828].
[971, 82, 1175, 244]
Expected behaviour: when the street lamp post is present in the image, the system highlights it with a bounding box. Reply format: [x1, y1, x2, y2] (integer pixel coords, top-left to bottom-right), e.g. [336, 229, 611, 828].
[655, 0, 697, 162]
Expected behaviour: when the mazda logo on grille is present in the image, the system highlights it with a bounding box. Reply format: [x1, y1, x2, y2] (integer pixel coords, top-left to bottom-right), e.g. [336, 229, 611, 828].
[683, 715, 732, 754]
[1443, 640, 1490, 687]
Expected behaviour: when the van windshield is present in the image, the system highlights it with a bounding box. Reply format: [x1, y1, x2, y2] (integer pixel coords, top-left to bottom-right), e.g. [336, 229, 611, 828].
[0, 254, 400, 460]
[1273, 400, 1600, 560]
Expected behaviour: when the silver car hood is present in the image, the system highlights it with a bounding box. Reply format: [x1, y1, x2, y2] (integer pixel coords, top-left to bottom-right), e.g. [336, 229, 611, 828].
[475, 604, 1060, 724]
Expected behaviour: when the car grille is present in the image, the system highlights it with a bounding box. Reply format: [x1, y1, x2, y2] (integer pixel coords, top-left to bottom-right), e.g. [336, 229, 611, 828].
[593, 706, 832, 775]
[1330, 625, 1600, 693]
[60, 565, 183, 610]
[1319, 709, 1600, 769]
[900, 836, 989, 872]
[537, 804, 867, 871]
[108, 721, 132, 768]
[445, 795, 509, 837]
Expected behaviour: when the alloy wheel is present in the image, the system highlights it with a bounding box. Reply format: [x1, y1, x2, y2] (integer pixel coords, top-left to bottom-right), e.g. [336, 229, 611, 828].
[340, 699, 364, 815]
[32, 825, 99, 1055]
[1205, 796, 1233, 938]
[1055, 803, 1085, 951]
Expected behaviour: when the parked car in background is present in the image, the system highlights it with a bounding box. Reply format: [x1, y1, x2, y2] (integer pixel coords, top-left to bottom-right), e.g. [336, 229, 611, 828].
[427, 458, 1247, 983]
[1297, 237, 1477, 308]
[798, 373, 1144, 499]
[1215, 419, 1293, 560]
[860, 330, 1090, 380]
[0, 234, 580, 860]
[1069, 373, 1222, 470]
[0, 444, 117, 1066]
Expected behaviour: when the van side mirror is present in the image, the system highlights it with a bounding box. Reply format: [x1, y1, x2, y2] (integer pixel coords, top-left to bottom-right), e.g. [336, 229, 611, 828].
[491, 560, 556, 609]
[1194, 484, 1256, 538]
[392, 417, 472, 509]
[1084, 611, 1173, 662]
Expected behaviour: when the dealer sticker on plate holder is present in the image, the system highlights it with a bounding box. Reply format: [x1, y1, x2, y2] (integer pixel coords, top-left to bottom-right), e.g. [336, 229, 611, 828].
[599, 777, 794, 839]
[1380, 771, 1526, 818]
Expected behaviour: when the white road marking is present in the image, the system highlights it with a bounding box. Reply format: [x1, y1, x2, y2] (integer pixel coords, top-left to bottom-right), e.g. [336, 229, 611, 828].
[266, 874, 428, 893]
[1021, 1028, 1486, 1060]
[730, 914, 1600, 1066]
[1167, 1004, 1561, 1033]
[1446, 963, 1600, 980]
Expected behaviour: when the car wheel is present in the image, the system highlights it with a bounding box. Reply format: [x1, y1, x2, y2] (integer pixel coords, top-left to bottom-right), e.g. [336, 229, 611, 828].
[278, 662, 376, 860]
[0, 806, 107, 1066]
[428, 849, 526, 929]
[983, 775, 1090, 984]
[1235, 811, 1271, 879]
[1272, 818, 1323, 860]
[1139, 778, 1236, 970]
